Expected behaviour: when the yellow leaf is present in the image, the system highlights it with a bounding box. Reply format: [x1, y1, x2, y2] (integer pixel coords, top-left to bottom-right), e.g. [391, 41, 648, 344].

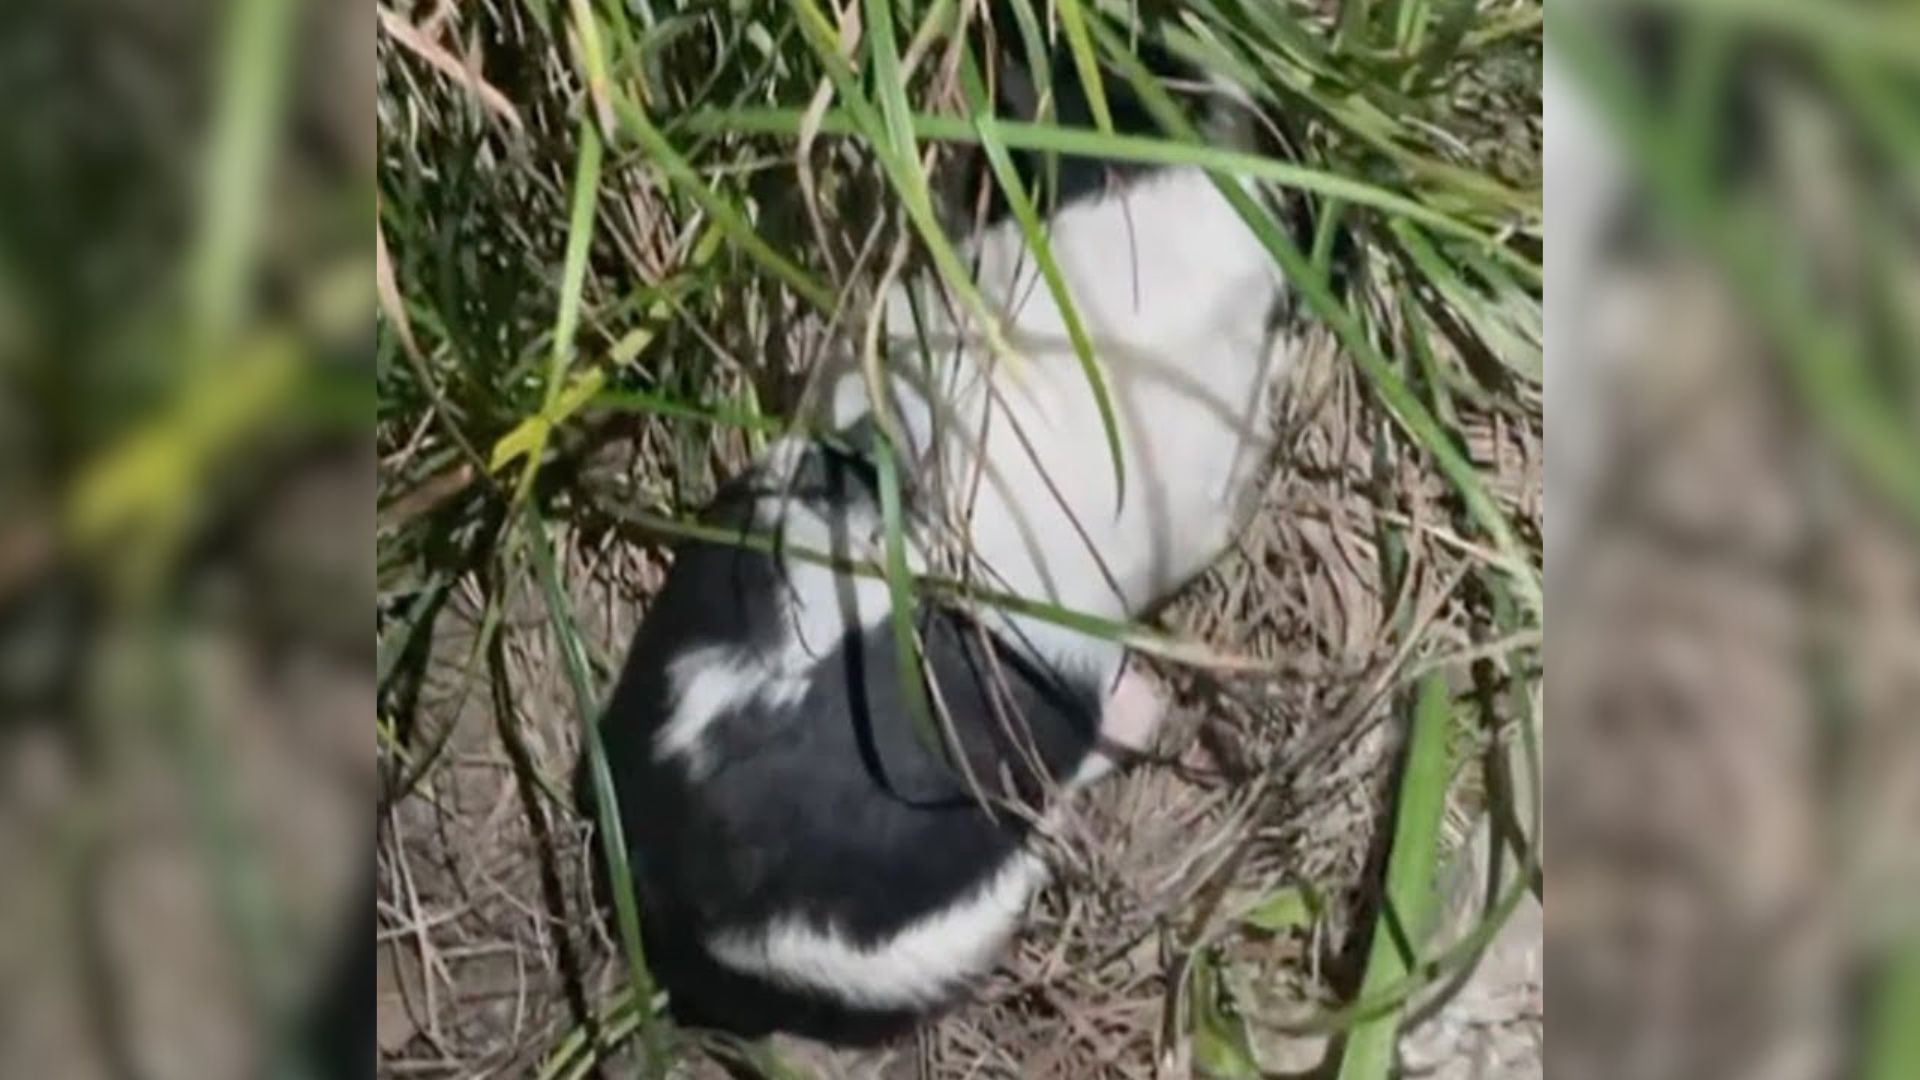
[489, 415, 551, 473]
[68, 336, 300, 549]
[549, 364, 606, 417]
[609, 326, 656, 367]
[488, 366, 608, 473]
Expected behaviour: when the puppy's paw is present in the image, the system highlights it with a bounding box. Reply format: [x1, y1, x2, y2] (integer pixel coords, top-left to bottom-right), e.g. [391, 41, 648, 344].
[1099, 662, 1168, 758]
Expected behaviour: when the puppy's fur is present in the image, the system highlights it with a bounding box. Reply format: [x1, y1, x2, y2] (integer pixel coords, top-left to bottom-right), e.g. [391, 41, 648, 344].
[585, 17, 1292, 1046]
[587, 439, 1127, 1043]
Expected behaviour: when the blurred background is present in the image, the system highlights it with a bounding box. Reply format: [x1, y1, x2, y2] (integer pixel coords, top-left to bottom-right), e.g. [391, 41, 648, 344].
[0, 0, 372, 1078]
[1547, 2, 1918, 1079]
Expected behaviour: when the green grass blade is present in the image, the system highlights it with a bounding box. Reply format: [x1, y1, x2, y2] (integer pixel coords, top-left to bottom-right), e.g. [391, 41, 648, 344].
[527, 512, 670, 1079]
[589, 502, 1272, 673]
[683, 106, 1538, 281]
[1862, 939, 1920, 1080]
[784, 0, 1022, 370]
[593, 386, 787, 434]
[375, 575, 449, 693]
[1412, 0, 1477, 90]
[999, 0, 1064, 207]
[1189, 948, 1261, 1077]
[1156, 12, 1539, 222]
[1394, 222, 1542, 384]
[1055, 0, 1113, 132]
[508, 117, 604, 505]
[1388, 0, 1429, 56]
[1207, 0, 1342, 81]
[1337, 0, 1375, 53]
[862, 0, 918, 156]
[390, 585, 508, 803]
[603, 99, 834, 312]
[566, 0, 833, 313]
[1334, 673, 1455, 1080]
[1399, 283, 1462, 433]
[549, 121, 604, 401]
[958, 46, 1127, 507]
[1000, 0, 1057, 117]
[871, 435, 949, 768]
[190, 0, 298, 364]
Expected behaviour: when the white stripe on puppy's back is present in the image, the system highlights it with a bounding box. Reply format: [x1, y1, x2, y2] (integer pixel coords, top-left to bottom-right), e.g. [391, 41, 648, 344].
[704, 849, 1049, 1009]
[653, 646, 810, 779]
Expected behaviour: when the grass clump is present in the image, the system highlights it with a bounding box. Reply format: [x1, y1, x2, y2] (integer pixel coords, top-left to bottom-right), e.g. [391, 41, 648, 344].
[376, 0, 1542, 1075]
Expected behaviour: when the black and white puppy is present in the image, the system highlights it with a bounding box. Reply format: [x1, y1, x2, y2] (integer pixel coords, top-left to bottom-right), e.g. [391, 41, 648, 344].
[589, 430, 1166, 1044]
[585, 26, 1292, 1048]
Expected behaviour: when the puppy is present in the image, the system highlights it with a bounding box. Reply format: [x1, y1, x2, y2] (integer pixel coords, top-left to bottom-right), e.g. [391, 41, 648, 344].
[588, 431, 1164, 1044]
[585, 21, 1292, 1047]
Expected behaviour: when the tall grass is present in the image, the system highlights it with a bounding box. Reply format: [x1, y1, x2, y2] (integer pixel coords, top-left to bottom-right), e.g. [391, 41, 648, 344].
[377, 0, 1544, 1073]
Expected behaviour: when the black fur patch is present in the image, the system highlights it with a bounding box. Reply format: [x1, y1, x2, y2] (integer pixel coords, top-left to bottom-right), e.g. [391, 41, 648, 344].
[965, 2, 1205, 226]
[582, 440, 1107, 1044]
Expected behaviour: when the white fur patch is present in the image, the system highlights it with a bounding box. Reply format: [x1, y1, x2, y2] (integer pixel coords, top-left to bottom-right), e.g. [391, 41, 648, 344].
[704, 849, 1050, 1009]
[653, 646, 812, 778]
